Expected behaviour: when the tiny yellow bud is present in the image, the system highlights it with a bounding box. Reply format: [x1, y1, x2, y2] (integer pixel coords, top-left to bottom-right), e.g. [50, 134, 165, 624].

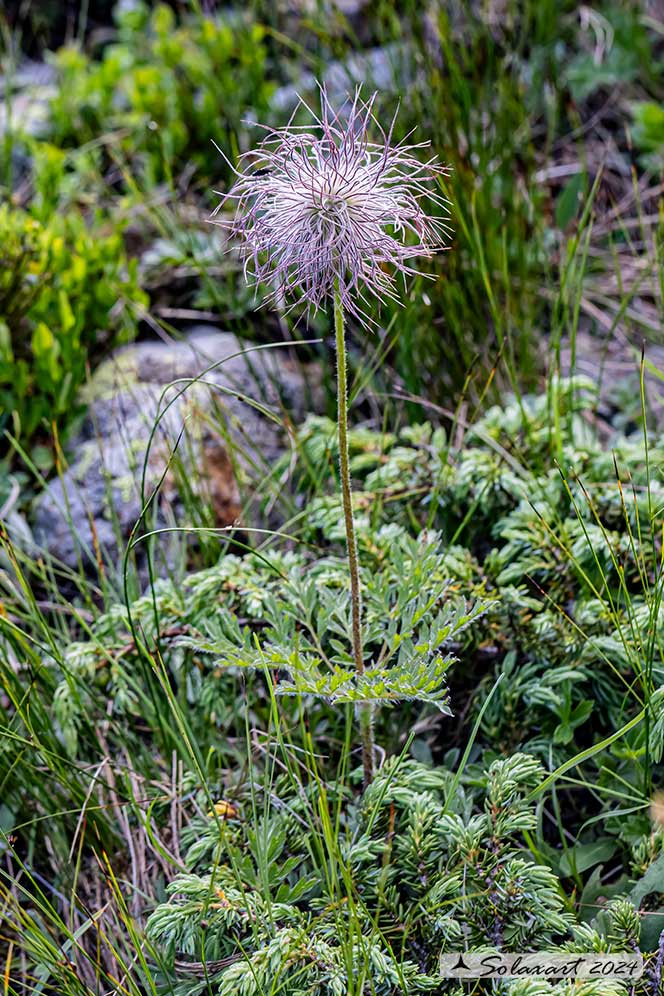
[207, 800, 239, 819]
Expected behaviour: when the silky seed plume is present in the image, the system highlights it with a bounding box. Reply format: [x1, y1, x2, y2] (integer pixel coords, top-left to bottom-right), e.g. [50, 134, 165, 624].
[214, 86, 451, 325]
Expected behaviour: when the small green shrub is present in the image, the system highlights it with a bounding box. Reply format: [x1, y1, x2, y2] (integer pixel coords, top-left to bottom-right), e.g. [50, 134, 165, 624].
[27, 140, 108, 219]
[145, 753, 640, 995]
[0, 203, 147, 447]
[47, 2, 274, 188]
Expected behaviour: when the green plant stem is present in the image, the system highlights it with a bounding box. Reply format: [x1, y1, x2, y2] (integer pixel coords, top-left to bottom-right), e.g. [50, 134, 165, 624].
[333, 282, 374, 787]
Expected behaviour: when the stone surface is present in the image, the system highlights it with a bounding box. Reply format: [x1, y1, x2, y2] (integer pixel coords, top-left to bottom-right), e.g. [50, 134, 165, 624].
[271, 45, 410, 114]
[0, 59, 56, 138]
[32, 327, 321, 578]
[560, 327, 664, 433]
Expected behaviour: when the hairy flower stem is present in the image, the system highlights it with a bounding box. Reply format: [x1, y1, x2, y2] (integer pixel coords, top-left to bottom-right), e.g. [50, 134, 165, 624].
[333, 283, 374, 787]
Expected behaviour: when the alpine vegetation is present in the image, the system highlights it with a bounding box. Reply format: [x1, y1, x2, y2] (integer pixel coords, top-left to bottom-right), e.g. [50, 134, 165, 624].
[6, 6, 664, 996]
[218, 85, 457, 786]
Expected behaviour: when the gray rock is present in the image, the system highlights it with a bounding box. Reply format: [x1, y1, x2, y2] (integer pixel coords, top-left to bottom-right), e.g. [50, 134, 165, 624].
[32, 327, 321, 581]
[560, 327, 664, 433]
[271, 0, 371, 47]
[271, 45, 411, 114]
[0, 60, 56, 139]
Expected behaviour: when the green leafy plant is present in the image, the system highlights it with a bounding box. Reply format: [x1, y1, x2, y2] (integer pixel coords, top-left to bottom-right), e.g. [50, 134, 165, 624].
[631, 101, 664, 167]
[564, 6, 656, 101]
[50, 377, 664, 817]
[181, 529, 486, 707]
[53, 530, 484, 758]
[46, 2, 274, 188]
[146, 751, 645, 995]
[0, 203, 147, 448]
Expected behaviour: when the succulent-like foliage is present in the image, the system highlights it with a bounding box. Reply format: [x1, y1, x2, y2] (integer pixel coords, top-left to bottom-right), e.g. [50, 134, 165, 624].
[291, 380, 664, 777]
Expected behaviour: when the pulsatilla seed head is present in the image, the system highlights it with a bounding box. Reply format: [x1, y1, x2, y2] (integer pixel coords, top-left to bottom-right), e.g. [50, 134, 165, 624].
[213, 86, 451, 326]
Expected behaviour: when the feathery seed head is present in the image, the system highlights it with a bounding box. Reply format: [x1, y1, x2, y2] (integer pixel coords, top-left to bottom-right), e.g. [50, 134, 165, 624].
[214, 87, 451, 325]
